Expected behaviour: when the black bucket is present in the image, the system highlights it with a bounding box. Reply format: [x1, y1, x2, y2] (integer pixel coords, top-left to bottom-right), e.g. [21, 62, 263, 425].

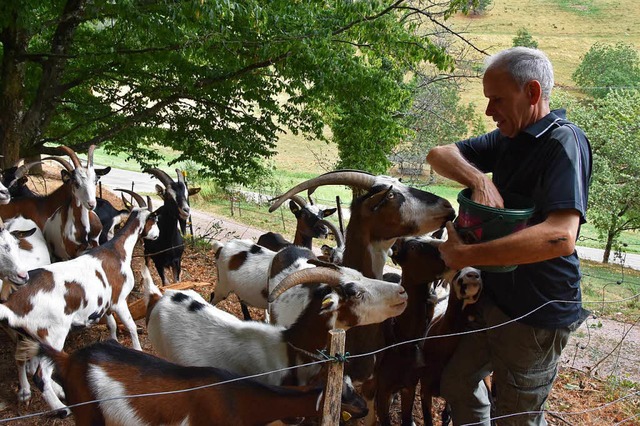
[455, 188, 535, 272]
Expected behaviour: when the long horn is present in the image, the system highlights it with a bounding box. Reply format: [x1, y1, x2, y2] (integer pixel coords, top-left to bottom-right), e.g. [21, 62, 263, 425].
[12, 160, 44, 182]
[115, 189, 147, 209]
[42, 156, 73, 172]
[87, 145, 96, 168]
[319, 219, 345, 248]
[56, 145, 82, 169]
[144, 168, 174, 188]
[175, 169, 185, 183]
[268, 267, 343, 303]
[268, 170, 376, 213]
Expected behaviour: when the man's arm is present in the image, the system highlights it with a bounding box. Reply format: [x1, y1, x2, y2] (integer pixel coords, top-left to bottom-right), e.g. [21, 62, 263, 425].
[438, 209, 580, 271]
[427, 144, 504, 208]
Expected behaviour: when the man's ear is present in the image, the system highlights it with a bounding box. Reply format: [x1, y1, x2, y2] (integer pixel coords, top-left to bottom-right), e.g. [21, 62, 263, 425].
[528, 80, 542, 105]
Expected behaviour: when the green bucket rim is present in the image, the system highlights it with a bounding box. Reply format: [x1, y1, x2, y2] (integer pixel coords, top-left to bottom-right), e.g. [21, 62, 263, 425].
[457, 188, 535, 218]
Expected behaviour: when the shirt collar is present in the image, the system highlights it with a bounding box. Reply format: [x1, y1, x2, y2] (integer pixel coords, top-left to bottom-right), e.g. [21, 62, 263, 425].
[523, 109, 567, 139]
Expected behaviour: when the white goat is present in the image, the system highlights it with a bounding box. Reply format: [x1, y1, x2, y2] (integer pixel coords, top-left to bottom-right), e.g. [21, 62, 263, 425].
[145, 264, 408, 387]
[0, 192, 159, 415]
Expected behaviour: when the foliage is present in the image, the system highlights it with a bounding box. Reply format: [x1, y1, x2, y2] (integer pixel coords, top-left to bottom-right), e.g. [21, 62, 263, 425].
[512, 28, 538, 49]
[466, 0, 493, 15]
[557, 89, 640, 262]
[393, 77, 485, 181]
[572, 42, 640, 99]
[0, 1, 477, 186]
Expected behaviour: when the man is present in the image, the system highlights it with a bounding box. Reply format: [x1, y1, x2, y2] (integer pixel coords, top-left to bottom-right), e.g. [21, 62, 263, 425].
[426, 47, 592, 425]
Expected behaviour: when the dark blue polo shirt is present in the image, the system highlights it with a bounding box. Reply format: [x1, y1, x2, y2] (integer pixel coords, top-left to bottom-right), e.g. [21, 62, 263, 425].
[456, 109, 592, 328]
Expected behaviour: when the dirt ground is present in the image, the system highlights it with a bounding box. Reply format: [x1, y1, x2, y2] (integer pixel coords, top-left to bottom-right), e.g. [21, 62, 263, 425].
[0, 168, 638, 425]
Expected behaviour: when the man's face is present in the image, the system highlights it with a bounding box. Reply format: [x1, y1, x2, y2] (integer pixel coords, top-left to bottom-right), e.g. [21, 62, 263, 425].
[483, 67, 535, 138]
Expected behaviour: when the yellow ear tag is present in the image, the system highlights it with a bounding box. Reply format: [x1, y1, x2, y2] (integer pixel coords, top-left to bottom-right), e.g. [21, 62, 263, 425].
[342, 411, 352, 422]
[321, 297, 332, 309]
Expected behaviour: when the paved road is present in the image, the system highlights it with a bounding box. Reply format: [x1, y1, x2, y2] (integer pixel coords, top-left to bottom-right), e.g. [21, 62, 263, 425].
[98, 166, 640, 271]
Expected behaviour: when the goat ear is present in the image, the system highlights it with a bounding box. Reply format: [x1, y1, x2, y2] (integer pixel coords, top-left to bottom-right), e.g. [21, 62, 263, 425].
[155, 184, 165, 198]
[11, 228, 37, 239]
[320, 293, 340, 314]
[61, 169, 71, 182]
[322, 208, 337, 218]
[188, 187, 201, 196]
[95, 166, 111, 177]
[362, 186, 392, 212]
[289, 200, 301, 214]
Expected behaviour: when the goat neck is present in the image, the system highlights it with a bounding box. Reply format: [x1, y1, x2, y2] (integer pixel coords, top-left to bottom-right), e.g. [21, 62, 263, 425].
[0, 183, 73, 229]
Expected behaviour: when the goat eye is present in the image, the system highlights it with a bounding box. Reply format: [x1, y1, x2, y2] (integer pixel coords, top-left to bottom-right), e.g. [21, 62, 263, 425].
[355, 292, 364, 299]
[387, 192, 395, 199]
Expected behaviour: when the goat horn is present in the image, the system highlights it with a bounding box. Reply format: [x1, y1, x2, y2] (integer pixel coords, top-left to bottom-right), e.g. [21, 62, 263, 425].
[318, 219, 344, 248]
[115, 189, 147, 209]
[268, 170, 376, 213]
[42, 156, 73, 172]
[12, 160, 43, 182]
[56, 145, 82, 169]
[268, 267, 343, 303]
[146, 196, 154, 211]
[176, 169, 185, 183]
[87, 145, 96, 168]
[144, 168, 174, 188]
[289, 194, 308, 208]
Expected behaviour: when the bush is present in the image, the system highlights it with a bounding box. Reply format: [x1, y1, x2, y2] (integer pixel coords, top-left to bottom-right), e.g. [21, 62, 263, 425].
[512, 28, 538, 49]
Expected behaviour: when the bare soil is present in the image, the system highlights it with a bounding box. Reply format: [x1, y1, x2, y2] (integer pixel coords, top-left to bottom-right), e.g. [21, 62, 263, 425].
[0, 167, 638, 425]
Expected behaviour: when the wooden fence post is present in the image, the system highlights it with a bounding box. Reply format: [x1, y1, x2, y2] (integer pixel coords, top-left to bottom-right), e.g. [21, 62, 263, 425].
[321, 329, 346, 426]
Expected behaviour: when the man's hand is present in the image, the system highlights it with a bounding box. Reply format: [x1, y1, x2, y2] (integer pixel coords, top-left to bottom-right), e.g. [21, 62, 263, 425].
[471, 177, 504, 208]
[438, 221, 471, 271]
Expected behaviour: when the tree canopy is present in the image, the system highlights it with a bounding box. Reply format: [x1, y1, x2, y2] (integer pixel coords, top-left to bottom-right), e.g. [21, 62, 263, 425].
[572, 42, 640, 99]
[0, 0, 480, 186]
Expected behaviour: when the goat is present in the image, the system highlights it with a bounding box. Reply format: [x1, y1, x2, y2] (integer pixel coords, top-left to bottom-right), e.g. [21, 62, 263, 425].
[16, 338, 368, 425]
[318, 218, 346, 264]
[374, 237, 446, 426]
[43, 145, 102, 261]
[420, 267, 483, 426]
[143, 168, 200, 285]
[145, 263, 407, 388]
[1, 159, 42, 198]
[0, 190, 159, 414]
[258, 194, 336, 251]
[95, 197, 129, 244]
[0, 217, 31, 285]
[0, 181, 9, 204]
[0, 152, 109, 230]
[0, 217, 50, 301]
[268, 169, 456, 422]
[210, 238, 279, 320]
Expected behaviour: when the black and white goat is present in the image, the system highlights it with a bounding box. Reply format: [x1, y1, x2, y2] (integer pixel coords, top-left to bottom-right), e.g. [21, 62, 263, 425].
[143, 168, 200, 285]
[268, 170, 456, 423]
[0, 217, 31, 286]
[257, 194, 336, 251]
[43, 145, 102, 260]
[16, 338, 368, 425]
[1, 159, 42, 198]
[95, 197, 129, 245]
[0, 190, 159, 414]
[145, 263, 407, 388]
[0, 181, 9, 204]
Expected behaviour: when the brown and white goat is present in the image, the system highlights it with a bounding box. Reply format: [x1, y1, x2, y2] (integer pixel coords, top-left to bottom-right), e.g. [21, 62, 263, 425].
[0, 149, 108, 230]
[16, 338, 368, 426]
[375, 237, 446, 426]
[268, 169, 456, 422]
[0, 217, 32, 286]
[420, 267, 483, 426]
[0, 191, 159, 414]
[258, 194, 336, 251]
[43, 145, 102, 260]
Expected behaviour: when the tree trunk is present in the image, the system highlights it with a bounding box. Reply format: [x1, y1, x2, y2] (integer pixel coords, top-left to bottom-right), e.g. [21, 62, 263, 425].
[602, 232, 614, 264]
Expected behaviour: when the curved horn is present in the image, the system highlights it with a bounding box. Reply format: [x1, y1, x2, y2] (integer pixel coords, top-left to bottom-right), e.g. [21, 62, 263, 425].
[42, 156, 73, 172]
[146, 195, 154, 211]
[319, 219, 345, 248]
[289, 194, 308, 208]
[56, 145, 82, 169]
[268, 170, 376, 213]
[268, 267, 343, 303]
[13, 160, 44, 181]
[115, 189, 147, 209]
[144, 168, 174, 188]
[176, 169, 185, 183]
[87, 145, 96, 168]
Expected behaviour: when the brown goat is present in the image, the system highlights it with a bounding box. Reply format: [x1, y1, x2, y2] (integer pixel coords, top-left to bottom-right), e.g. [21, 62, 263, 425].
[17, 338, 368, 425]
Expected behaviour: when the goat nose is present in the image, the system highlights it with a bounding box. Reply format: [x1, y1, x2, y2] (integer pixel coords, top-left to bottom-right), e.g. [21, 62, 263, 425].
[87, 201, 96, 210]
